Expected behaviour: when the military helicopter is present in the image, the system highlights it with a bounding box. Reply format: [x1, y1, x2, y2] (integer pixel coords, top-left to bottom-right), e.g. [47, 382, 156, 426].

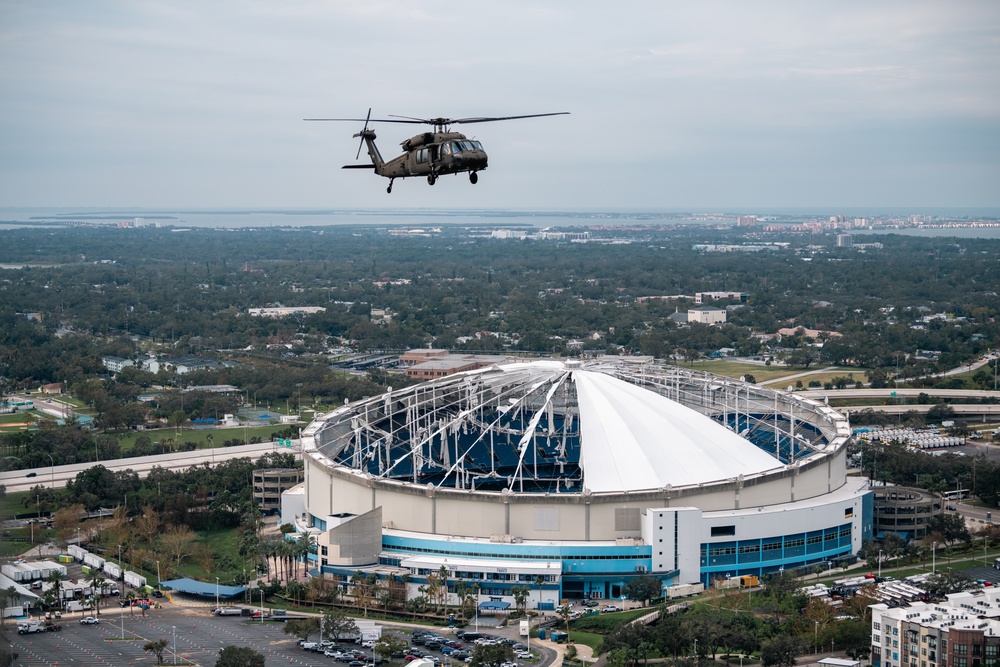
[304, 109, 569, 193]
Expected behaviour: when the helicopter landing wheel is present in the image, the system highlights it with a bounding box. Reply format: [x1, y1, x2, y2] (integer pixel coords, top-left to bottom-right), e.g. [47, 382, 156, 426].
[469, 172, 479, 185]
[387, 179, 394, 194]
[427, 174, 437, 186]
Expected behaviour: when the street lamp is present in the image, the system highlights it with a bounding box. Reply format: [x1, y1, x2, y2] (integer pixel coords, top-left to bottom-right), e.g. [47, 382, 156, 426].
[932, 542, 937, 573]
[156, 560, 161, 589]
[878, 550, 883, 578]
[172, 625, 177, 664]
[260, 588, 265, 623]
[814, 620, 819, 654]
[216, 577, 220, 609]
[46, 454, 55, 490]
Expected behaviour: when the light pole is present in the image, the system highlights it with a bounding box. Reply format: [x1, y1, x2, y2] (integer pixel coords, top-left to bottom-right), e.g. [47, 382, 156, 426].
[260, 588, 265, 623]
[814, 620, 819, 655]
[156, 560, 161, 589]
[878, 550, 883, 578]
[932, 542, 937, 573]
[216, 577, 220, 610]
[172, 625, 177, 664]
[47, 454, 54, 490]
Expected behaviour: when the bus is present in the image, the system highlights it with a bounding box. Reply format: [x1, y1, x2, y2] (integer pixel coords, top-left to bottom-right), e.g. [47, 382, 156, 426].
[944, 489, 970, 501]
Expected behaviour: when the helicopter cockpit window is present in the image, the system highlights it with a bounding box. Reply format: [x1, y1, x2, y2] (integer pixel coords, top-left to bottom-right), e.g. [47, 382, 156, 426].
[441, 143, 451, 155]
[451, 142, 463, 153]
[471, 141, 483, 150]
[415, 148, 428, 164]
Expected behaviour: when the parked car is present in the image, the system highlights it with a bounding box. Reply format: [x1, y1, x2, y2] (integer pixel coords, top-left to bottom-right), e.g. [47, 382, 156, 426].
[516, 652, 532, 660]
[80, 616, 100, 625]
[582, 599, 599, 607]
[601, 605, 621, 613]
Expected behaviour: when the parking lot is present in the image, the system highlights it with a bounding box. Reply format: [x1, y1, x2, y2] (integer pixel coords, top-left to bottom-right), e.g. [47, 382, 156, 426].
[9, 605, 557, 667]
[12, 605, 343, 666]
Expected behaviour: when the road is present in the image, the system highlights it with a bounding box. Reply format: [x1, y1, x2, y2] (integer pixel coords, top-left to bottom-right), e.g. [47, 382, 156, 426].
[1, 441, 296, 493]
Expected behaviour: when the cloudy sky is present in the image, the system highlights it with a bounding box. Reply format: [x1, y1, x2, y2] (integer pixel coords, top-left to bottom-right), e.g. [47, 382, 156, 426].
[1, 1, 998, 211]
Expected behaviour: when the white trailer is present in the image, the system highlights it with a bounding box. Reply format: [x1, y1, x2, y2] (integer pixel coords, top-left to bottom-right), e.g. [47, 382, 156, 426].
[68, 545, 87, 561]
[82, 553, 105, 570]
[124, 571, 146, 589]
[34, 561, 67, 579]
[103, 562, 122, 579]
[666, 583, 705, 599]
[1, 563, 31, 582]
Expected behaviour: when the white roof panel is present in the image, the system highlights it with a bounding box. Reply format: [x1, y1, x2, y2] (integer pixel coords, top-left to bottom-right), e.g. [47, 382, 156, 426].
[572, 369, 783, 492]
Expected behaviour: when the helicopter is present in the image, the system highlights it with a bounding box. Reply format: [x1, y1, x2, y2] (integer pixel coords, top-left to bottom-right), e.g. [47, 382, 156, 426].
[304, 109, 569, 193]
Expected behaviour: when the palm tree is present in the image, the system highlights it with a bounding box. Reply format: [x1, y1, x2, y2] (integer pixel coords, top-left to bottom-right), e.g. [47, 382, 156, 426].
[534, 575, 545, 612]
[0, 586, 17, 625]
[47, 570, 64, 612]
[87, 570, 107, 616]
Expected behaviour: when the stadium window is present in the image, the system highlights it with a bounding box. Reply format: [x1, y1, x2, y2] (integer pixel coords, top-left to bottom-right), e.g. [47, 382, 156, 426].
[711, 525, 736, 537]
[845, 508, 854, 518]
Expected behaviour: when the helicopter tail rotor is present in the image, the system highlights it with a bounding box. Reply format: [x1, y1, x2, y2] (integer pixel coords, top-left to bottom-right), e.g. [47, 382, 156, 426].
[354, 108, 373, 160]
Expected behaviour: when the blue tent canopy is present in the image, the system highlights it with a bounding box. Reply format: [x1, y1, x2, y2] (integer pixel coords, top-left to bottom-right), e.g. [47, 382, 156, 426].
[478, 601, 511, 611]
[160, 578, 246, 598]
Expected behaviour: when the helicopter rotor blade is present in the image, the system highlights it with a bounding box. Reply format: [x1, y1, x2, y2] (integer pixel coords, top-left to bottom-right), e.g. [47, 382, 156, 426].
[305, 112, 571, 127]
[304, 117, 426, 124]
[448, 112, 571, 125]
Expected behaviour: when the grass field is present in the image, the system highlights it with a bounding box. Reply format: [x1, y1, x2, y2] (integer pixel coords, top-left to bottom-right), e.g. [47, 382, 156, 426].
[113, 424, 296, 452]
[169, 528, 245, 583]
[685, 360, 866, 385]
[565, 630, 603, 651]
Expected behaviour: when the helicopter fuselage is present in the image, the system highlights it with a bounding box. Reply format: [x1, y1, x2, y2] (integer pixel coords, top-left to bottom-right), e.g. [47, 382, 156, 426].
[351, 130, 488, 190]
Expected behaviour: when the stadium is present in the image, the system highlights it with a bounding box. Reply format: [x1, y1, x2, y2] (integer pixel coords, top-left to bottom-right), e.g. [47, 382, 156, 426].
[286, 358, 872, 606]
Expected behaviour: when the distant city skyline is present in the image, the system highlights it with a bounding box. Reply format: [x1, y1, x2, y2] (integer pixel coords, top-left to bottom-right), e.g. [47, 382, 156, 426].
[1, 2, 998, 210]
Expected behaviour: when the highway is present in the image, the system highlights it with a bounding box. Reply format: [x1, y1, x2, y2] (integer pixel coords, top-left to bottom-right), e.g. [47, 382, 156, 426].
[799, 388, 1000, 400]
[838, 404, 1000, 416]
[0, 441, 297, 493]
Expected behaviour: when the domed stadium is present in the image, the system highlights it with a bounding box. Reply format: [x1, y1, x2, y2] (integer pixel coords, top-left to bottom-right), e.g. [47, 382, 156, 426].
[287, 358, 871, 605]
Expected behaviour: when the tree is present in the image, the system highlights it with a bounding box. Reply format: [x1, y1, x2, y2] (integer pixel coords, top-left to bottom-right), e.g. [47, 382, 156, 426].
[375, 634, 409, 661]
[511, 585, 529, 614]
[0, 587, 17, 626]
[282, 617, 320, 642]
[46, 570, 64, 612]
[87, 569, 107, 616]
[217, 646, 266, 667]
[622, 575, 662, 606]
[143, 639, 169, 665]
[760, 634, 804, 667]
[159, 524, 197, 565]
[351, 571, 380, 618]
[471, 643, 515, 667]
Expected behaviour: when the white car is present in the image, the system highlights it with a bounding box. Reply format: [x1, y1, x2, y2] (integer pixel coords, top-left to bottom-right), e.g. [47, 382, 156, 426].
[80, 616, 100, 625]
[516, 652, 532, 660]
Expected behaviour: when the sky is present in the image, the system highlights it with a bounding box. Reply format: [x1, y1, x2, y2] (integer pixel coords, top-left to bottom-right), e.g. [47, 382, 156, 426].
[1, 1, 998, 211]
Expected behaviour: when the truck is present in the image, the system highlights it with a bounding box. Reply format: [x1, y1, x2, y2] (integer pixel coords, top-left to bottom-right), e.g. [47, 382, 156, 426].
[17, 620, 46, 635]
[214, 607, 243, 616]
[519, 620, 530, 637]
